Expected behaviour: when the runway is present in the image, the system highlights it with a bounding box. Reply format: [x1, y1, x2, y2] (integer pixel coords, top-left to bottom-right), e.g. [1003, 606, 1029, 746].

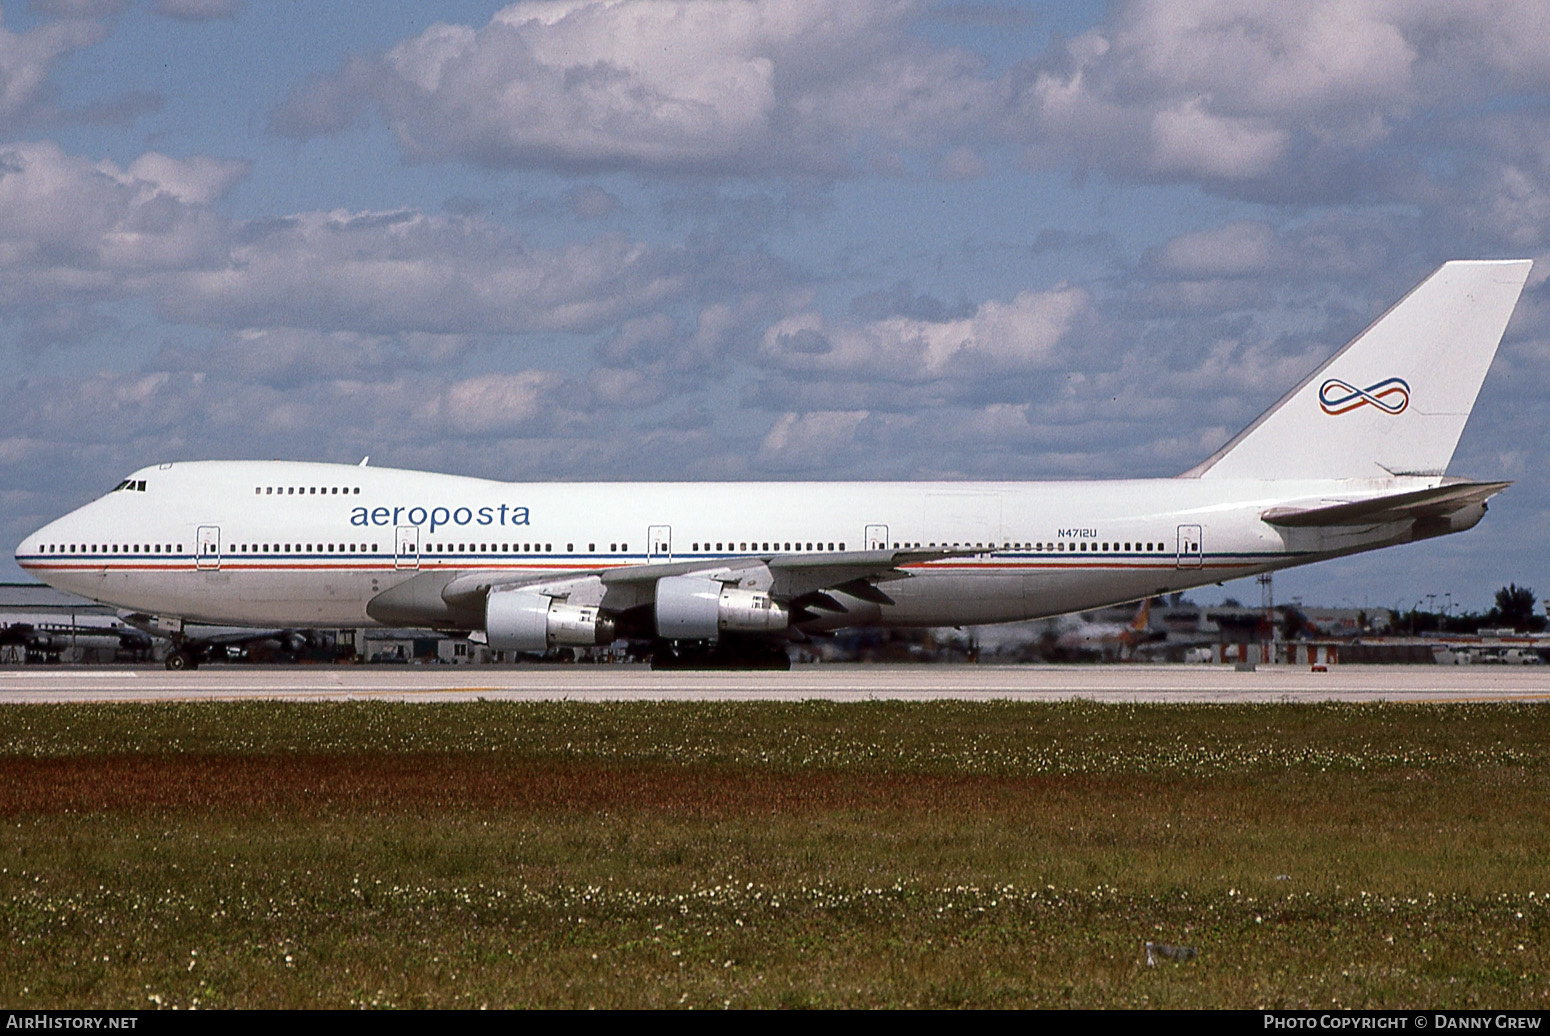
[2, 663, 1549, 703]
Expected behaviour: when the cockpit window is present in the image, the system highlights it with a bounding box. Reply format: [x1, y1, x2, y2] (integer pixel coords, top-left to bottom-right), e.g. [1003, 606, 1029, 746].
[111, 479, 148, 492]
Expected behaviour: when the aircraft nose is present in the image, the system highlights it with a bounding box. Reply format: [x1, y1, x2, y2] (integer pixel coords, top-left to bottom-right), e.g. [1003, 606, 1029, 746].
[15, 524, 44, 573]
[16, 517, 64, 576]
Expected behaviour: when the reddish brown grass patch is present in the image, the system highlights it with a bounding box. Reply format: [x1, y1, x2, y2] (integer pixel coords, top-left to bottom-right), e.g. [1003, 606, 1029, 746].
[0, 753, 1107, 818]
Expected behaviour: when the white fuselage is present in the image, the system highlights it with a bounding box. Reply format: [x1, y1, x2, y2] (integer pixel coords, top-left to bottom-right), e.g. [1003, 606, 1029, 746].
[14, 460, 1452, 630]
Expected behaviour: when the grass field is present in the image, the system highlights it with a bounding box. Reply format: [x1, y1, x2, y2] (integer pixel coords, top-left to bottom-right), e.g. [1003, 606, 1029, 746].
[1, 699, 1547, 1008]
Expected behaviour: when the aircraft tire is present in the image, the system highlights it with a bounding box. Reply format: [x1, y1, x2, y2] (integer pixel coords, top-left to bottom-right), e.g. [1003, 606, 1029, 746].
[164, 650, 198, 671]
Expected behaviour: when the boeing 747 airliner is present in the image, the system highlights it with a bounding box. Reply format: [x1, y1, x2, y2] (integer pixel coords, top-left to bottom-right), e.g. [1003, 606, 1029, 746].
[14, 260, 1533, 668]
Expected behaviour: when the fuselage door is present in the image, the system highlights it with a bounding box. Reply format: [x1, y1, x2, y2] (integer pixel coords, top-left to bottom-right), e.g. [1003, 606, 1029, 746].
[1176, 524, 1204, 569]
[196, 525, 221, 571]
[648, 525, 672, 562]
[865, 524, 889, 551]
[395, 525, 420, 571]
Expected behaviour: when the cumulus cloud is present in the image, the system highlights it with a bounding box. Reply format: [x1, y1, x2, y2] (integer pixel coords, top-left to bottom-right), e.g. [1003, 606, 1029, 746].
[1013, 0, 1550, 203]
[153, 0, 242, 21]
[1148, 99, 1287, 180]
[1129, 213, 1411, 320]
[166, 213, 690, 334]
[758, 409, 869, 471]
[125, 152, 249, 204]
[30, 1, 127, 17]
[0, 141, 236, 305]
[0, 12, 108, 127]
[0, 141, 737, 340]
[759, 286, 1089, 380]
[413, 370, 571, 436]
[567, 184, 619, 220]
[272, 0, 999, 175]
[261, 0, 1550, 231]
[150, 328, 473, 390]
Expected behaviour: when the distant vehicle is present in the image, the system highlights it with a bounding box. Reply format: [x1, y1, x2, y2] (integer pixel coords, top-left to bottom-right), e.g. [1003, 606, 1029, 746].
[15, 261, 1532, 669]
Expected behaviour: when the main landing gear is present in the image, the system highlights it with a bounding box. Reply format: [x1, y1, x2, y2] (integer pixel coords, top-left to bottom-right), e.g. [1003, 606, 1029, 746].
[649, 636, 792, 671]
[163, 644, 209, 670]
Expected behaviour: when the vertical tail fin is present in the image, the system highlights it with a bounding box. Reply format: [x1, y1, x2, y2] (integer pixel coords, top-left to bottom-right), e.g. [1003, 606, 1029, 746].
[1129, 598, 1151, 633]
[1186, 260, 1532, 480]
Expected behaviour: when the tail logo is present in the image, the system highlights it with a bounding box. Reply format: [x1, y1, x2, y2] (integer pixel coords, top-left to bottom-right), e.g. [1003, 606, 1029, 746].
[1319, 377, 1410, 416]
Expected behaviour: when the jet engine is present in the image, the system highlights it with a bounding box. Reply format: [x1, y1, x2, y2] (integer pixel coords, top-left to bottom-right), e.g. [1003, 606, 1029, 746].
[654, 574, 789, 640]
[486, 588, 616, 653]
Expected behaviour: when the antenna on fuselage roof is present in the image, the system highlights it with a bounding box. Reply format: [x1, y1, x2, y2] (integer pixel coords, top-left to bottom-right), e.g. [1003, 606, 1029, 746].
[358, 456, 370, 467]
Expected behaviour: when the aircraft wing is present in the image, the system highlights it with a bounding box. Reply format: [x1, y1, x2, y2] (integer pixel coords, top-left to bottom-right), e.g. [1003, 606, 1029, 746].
[437, 547, 979, 611]
[1260, 480, 1510, 528]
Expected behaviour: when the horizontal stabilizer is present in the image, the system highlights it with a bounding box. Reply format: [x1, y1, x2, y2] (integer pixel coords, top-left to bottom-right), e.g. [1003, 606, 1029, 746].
[1261, 481, 1510, 527]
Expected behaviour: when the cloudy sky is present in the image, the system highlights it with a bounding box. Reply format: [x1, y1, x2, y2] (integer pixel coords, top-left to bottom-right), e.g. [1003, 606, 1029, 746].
[3, 0, 1549, 615]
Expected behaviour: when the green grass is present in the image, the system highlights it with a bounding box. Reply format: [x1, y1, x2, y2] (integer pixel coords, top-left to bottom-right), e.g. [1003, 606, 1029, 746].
[1, 701, 1547, 1008]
